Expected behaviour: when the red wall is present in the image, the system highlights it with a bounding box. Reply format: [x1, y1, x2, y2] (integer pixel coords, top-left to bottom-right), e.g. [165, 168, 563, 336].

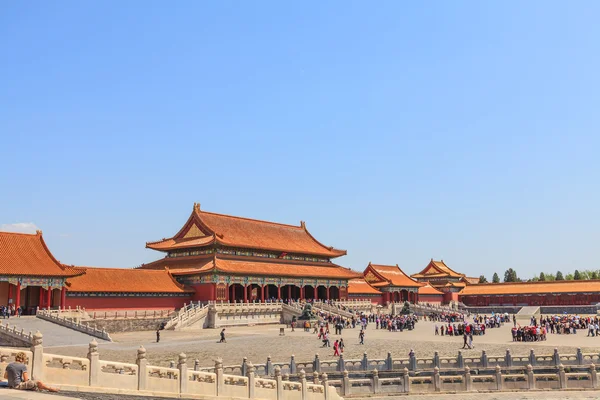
[65, 296, 192, 311]
[190, 283, 216, 302]
[348, 294, 383, 305]
[418, 294, 443, 304]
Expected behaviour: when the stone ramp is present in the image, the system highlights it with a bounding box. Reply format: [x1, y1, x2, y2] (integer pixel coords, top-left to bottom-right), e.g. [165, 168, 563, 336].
[516, 306, 541, 324]
[1, 317, 107, 347]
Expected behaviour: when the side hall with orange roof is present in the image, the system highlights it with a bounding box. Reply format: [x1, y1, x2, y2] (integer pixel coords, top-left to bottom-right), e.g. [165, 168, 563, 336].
[459, 280, 600, 307]
[139, 203, 361, 302]
[347, 278, 383, 304]
[0, 230, 83, 314]
[417, 282, 444, 304]
[64, 267, 194, 310]
[362, 262, 423, 304]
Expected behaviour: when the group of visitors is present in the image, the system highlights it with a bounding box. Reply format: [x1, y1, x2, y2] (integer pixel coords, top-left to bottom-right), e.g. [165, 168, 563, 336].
[376, 314, 417, 331]
[1, 304, 21, 318]
[511, 325, 547, 341]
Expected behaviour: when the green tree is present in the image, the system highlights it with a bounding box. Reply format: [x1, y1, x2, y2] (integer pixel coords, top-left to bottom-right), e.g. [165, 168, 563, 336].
[545, 273, 555, 281]
[556, 271, 564, 281]
[565, 273, 574, 280]
[591, 271, 599, 280]
[530, 277, 539, 282]
[479, 275, 488, 283]
[574, 270, 582, 280]
[539, 272, 546, 281]
[504, 268, 518, 282]
[492, 272, 500, 283]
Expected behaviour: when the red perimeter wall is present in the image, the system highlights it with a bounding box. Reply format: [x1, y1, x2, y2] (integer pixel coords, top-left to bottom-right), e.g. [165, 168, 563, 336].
[65, 295, 192, 310]
[418, 294, 443, 304]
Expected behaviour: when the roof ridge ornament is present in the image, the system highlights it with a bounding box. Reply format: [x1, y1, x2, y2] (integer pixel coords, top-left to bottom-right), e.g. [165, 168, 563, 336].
[300, 221, 306, 229]
[36, 230, 43, 235]
[193, 202, 201, 212]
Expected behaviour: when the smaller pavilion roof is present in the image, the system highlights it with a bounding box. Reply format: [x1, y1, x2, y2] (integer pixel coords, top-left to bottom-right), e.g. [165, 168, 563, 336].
[412, 259, 464, 279]
[418, 282, 444, 295]
[348, 278, 382, 295]
[66, 267, 193, 293]
[0, 231, 82, 277]
[364, 263, 422, 288]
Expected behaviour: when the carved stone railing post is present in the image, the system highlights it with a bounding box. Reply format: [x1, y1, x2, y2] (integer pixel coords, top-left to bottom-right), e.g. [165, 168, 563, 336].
[313, 354, 321, 373]
[433, 351, 440, 369]
[433, 367, 441, 392]
[313, 371, 320, 384]
[290, 355, 297, 375]
[558, 364, 566, 388]
[577, 348, 583, 365]
[457, 351, 464, 369]
[215, 358, 224, 396]
[403, 367, 410, 393]
[526, 364, 535, 390]
[241, 357, 248, 377]
[529, 349, 536, 366]
[194, 359, 200, 372]
[87, 339, 99, 387]
[553, 349, 560, 367]
[386, 352, 393, 371]
[481, 350, 488, 368]
[409, 350, 416, 371]
[266, 355, 274, 376]
[136, 346, 147, 391]
[178, 352, 188, 394]
[337, 354, 344, 372]
[495, 365, 502, 391]
[321, 372, 329, 400]
[341, 369, 350, 396]
[362, 352, 368, 371]
[247, 362, 256, 399]
[299, 370, 307, 400]
[505, 349, 512, 367]
[590, 363, 597, 388]
[371, 368, 380, 393]
[30, 331, 44, 381]
[464, 366, 471, 391]
[275, 366, 283, 400]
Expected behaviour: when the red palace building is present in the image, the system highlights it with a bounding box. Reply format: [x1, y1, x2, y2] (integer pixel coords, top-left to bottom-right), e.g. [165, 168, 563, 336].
[138, 203, 360, 302]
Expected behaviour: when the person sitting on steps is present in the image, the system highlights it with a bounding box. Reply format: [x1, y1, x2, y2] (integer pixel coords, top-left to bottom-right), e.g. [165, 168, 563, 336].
[4, 352, 59, 392]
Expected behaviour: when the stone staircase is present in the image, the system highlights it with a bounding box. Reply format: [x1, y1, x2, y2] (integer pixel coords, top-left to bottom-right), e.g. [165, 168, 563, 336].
[0, 316, 106, 346]
[164, 302, 209, 330]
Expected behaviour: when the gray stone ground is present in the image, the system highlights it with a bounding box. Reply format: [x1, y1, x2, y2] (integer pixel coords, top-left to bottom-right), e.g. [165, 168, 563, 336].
[46, 320, 600, 368]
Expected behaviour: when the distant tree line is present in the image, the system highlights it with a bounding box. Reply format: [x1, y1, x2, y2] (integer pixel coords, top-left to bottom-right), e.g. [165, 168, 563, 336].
[477, 269, 599, 284]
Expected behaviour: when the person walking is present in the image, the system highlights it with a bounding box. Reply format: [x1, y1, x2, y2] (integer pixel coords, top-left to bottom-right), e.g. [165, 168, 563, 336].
[333, 340, 340, 356]
[156, 329, 160, 343]
[219, 328, 227, 343]
[339, 338, 345, 353]
[359, 329, 365, 345]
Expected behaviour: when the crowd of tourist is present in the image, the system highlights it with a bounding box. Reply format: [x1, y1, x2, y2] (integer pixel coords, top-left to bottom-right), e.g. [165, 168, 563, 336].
[0, 305, 21, 318]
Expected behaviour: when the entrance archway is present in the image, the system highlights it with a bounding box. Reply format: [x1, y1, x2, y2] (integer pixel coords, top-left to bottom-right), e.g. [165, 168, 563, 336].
[304, 286, 315, 300]
[317, 286, 328, 300]
[266, 284, 279, 300]
[329, 286, 340, 300]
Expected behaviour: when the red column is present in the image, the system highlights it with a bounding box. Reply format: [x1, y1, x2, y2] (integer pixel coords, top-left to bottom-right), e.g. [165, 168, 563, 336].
[8, 284, 12, 304]
[60, 287, 66, 309]
[314, 286, 318, 301]
[300, 286, 305, 300]
[243, 285, 248, 302]
[15, 282, 21, 309]
[288, 285, 292, 300]
[326, 287, 330, 301]
[261, 285, 265, 302]
[277, 286, 281, 300]
[46, 288, 52, 309]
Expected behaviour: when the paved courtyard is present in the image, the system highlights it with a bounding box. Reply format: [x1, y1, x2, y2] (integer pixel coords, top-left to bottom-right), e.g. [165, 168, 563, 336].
[45, 320, 600, 368]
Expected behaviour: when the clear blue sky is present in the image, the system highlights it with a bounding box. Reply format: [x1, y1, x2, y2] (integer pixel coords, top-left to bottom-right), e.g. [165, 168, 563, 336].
[1, 2, 599, 280]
